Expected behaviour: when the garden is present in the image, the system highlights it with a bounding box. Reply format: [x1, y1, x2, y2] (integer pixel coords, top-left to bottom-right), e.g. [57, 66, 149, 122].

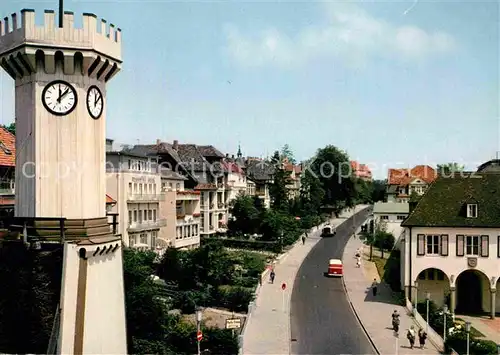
[416, 300, 498, 354]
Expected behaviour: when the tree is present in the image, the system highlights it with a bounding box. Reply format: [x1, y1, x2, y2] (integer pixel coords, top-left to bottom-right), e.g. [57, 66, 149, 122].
[1, 122, 15, 135]
[370, 179, 386, 202]
[299, 166, 324, 216]
[280, 144, 296, 164]
[355, 178, 372, 204]
[437, 162, 464, 177]
[227, 195, 261, 235]
[269, 151, 290, 211]
[308, 145, 357, 215]
[123, 249, 171, 354]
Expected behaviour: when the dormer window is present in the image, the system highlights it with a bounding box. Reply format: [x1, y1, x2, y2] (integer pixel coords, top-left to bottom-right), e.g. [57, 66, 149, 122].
[467, 204, 478, 218]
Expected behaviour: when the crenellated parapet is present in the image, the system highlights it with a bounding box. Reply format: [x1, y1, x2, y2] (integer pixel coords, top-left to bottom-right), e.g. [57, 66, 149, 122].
[0, 9, 122, 81]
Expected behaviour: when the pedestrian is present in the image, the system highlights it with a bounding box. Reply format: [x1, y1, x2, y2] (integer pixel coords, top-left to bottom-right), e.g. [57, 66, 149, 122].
[355, 248, 361, 259]
[259, 273, 262, 286]
[356, 256, 361, 268]
[301, 235, 306, 245]
[270, 270, 275, 284]
[407, 326, 416, 349]
[418, 328, 427, 349]
[371, 278, 378, 296]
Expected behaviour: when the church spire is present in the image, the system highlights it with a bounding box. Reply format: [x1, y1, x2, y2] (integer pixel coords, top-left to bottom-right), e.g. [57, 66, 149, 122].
[237, 143, 242, 158]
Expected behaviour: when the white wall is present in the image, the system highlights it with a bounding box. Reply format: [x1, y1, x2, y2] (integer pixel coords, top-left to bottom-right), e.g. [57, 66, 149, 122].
[58, 240, 127, 354]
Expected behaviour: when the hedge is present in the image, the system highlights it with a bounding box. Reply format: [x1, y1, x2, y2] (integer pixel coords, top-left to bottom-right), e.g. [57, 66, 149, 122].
[204, 238, 281, 253]
[215, 285, 255, 313]
[417, 300, 498, 354]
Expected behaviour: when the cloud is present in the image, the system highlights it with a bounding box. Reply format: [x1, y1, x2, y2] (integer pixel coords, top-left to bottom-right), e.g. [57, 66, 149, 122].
[223, 3, 456, 68]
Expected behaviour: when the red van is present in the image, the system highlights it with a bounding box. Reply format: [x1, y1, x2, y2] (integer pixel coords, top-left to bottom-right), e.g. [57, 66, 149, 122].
[327, 259, 343, 277]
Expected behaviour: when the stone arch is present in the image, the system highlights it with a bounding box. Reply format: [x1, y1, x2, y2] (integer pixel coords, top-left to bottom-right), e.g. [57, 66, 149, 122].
[415, 267, 451, 308]
[456, 269, 490, 314]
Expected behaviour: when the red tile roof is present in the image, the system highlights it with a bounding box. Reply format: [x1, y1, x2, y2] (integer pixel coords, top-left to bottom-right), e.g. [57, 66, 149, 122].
[0, 127, 15, 167]
[351, 161, 372, 179]
[194, 183, 217, 190]
[388, 165, 437, 185]
[106, 194, 116, 204]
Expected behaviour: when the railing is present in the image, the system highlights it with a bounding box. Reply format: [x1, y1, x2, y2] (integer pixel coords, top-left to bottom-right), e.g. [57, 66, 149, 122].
[46, 305, 61, 354]
[127, 219, 167, 231]
[127, 193, 165, 202]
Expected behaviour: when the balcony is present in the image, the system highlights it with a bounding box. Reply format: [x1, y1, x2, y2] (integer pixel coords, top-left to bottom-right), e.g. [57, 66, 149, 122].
[127, 193, 165, 202]
[177, 215, 201, 226]
[255, 191, 267, 197]
[0, 180, 15, 195]
[174, 235, 200, 249]
[127, 219, 167, 232]
[176, 190, 200, 200]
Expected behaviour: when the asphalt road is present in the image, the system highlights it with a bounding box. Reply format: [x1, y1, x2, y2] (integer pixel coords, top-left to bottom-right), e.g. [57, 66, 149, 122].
[290, 207, 375, 355]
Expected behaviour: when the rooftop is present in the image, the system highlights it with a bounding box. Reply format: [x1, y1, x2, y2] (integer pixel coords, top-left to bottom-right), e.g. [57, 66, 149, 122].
[388, 165, 437, 185]
[373, 202, 410, 214]
[402, 172, 500, 228]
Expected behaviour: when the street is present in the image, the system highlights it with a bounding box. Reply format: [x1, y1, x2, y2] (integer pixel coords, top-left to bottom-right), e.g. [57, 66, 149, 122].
[290, 207, 375, 354]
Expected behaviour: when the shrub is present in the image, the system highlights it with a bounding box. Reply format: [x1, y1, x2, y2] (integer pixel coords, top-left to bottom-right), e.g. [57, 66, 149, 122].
[445, 330, 498, 355]
[216, 285, 254, 312]
[205, 238, 280, 253]
[381, 249, 401, 292]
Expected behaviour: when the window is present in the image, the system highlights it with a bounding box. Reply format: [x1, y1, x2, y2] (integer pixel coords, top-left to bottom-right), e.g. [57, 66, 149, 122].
[467, 204, 478, 218]
[153, 210, 157, 221]
[465, 235, 480, 255]
[143, 210, 147, 222]
[397, 215, 406, 220]
[151, 231, 157, 249]
[128, 182, 132, 194]
[129, 234, 136, 247]
[133, 210, 137, 222]
[148, 210, 152, 220]
[381, 215, 389, 220]
[426, 235, 440, 255]
[140, 233, 147, 245]
[128, 210, 132, 224]
[133, 183, 137, 193]
[176, 183, 180, 190]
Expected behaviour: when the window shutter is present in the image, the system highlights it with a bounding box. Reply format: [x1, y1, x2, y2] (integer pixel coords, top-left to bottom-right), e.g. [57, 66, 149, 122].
[480, 235, 489, 257]
[417, 234, 425, 256]
[440, 235, 449, 256]
[456, 235, 464, 257]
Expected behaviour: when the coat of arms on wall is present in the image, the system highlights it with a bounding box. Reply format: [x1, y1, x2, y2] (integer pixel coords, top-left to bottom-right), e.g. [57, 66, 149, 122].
[467, 257, 477, 268]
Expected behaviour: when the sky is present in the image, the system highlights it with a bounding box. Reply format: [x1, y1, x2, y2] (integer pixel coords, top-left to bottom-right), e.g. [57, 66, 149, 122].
[0, 0, 498, 179]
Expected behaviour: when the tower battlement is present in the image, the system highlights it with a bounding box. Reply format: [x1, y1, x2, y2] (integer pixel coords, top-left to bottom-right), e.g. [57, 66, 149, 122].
[0, 9, 121, 62]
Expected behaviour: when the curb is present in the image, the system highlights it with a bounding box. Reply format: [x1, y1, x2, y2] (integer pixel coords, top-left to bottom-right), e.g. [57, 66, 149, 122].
[341, 268, 380, 355]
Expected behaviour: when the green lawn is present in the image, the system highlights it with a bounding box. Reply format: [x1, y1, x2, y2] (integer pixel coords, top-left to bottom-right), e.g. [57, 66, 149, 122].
[371, 255, 387, 279]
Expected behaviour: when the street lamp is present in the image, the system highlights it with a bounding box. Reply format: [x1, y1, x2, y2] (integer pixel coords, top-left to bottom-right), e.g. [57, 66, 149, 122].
[443, 305, 448, 342]
[196, 308, 203, 355]
[465, 321, 471, 355]
[426, 292, 431, 334]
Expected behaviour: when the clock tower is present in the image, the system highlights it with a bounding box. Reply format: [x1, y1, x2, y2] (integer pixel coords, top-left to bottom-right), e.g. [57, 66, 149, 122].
[0, 9, 127, 355]
[0, 9, 121, 219]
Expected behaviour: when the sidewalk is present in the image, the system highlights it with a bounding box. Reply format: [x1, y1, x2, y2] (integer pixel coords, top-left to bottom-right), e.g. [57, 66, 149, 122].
[242, 205, 369, 355]
[343, 235, 440, 354]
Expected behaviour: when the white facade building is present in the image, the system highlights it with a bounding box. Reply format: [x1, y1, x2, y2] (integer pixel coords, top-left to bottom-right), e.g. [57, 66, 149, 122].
[401, 170, 500, 319]
[106, 150, 165, 249]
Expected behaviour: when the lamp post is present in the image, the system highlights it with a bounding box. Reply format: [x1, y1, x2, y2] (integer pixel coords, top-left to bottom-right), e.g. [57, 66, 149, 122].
[443, 305, 448, 343]
[465, 321, 471, 355]
[196, 308, 203, 355]
[426, 292, 431, 334]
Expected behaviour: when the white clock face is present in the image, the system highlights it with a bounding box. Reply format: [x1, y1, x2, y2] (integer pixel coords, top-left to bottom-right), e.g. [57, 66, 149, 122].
[87, 86, 104, 120]
[42, 80, 77, 116]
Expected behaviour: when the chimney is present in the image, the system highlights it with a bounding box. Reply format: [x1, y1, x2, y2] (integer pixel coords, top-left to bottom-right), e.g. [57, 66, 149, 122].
[226, 153, 229, 158]
[173, 140, 178, 150]
[232, 154, 235, 159]
[156, 139, 161, 145]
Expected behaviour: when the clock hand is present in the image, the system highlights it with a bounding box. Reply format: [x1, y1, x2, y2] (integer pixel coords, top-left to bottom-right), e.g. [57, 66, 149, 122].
[60, 88, 70, 100]
[57, 85, 62, 103]
[94, 95, 101, 106]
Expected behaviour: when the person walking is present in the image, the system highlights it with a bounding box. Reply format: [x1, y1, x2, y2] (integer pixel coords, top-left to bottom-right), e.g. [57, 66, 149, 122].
[301, 235, 306, 245]
[418, 328, 427, 349]
[407, 326, 416, 349]
[270, 270, 275, 284]
[356, 256, 361, 268]
[371, 278, 378, 296]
